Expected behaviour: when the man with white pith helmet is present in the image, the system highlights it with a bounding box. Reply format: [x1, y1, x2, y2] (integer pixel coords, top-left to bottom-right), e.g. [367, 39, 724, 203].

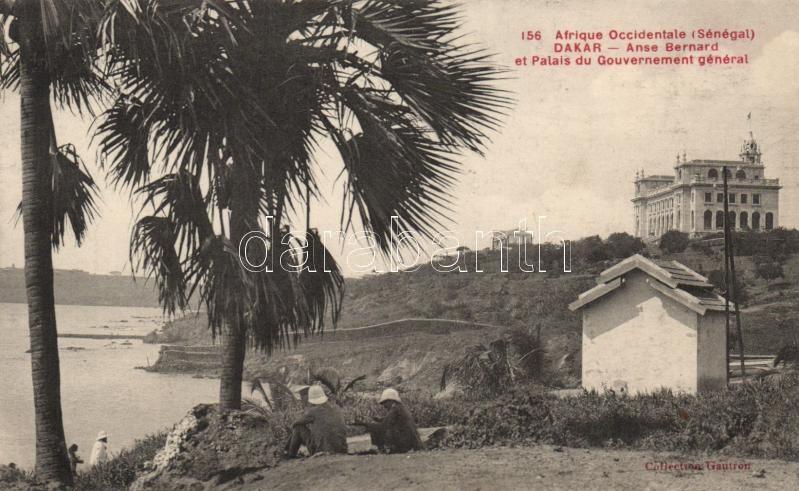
[286, 384, 348, 457]
[89, 430, 109, 466]
[364, 388, 423, 454]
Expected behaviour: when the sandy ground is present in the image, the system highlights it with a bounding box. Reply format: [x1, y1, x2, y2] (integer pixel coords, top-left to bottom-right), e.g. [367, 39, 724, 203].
[215, 445, 799, 491]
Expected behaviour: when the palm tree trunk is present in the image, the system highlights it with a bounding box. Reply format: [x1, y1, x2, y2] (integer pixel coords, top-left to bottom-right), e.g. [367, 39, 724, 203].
[219, 324, 246, 411]
[18, 17, 72, 485]
[218, 196, 249, 411]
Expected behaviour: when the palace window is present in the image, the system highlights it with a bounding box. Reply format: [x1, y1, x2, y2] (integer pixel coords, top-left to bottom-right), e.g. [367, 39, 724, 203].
[752, 212, 761, 229]
[753, 194, 760, 204]
[708, 169, 718, 179]
[703, 210, 712, 229]
[704, 192, 712, 202]
[741, 194, 748, 204]
[729, 193, 736, 204]
[766, 212, 774, 230]
[716, 210, 724, 229]
[736, 169, 747, 179]
[740, 212, 748, 229]
[716, 193, 724, 203]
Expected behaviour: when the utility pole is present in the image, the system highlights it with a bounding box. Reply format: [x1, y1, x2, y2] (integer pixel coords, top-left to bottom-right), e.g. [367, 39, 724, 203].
[722, 169, 731, 384]
[722, 167, 746, 380]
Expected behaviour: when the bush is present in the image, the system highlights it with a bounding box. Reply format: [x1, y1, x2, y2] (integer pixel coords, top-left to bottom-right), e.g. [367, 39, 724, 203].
[756, 262, 784, 282]
[706, 269, 750, 305]
[605, 232, 645, 258]
[689, 240, 715, 256]
[447, 387, 551, 448]
[659, 230, 689, 253]
[74, 433, 167, 490]
[572, 235, 610, 264]
[373, 374, 799, 460]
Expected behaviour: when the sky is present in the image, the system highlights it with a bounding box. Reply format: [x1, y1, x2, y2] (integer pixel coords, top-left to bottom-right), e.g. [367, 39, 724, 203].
[1, 0, 798, 276]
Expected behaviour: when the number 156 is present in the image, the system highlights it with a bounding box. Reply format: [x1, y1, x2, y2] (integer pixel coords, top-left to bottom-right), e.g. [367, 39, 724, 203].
[522, 30, 542, 41]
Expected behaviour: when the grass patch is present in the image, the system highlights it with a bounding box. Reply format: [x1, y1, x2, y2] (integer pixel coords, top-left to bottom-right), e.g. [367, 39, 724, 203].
[342, 373, 799, 461]
[74, 433, 166, 490]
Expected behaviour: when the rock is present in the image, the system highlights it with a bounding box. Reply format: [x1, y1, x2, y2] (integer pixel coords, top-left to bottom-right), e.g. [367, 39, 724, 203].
[45, 481, 65, 491]
[433, 382, 464, 400]
[131, 403, 287, 490]
[131, 406, 205, 490]
[422, 427, 448, 448]
[378, 355, 432, 385]
[752, 468, 766, 478]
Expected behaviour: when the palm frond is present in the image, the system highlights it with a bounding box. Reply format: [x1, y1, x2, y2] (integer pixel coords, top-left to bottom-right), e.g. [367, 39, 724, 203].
[28, 0, 107, 113]
[312, 367, 341, 394]
[15, 143, 100, 250]
[96, 96, 158, 189]
[194, 233, 254, 334]
[49, 143, 100, 249]
[248, 378, 272, 409]
[299, 228, 345, 331]
[245, 229, 314, 352]
[328, 88, 458, 252]
[341, 374, 366, 394]
[130, 215, 187, 314]
[447, 340, 518, 398]
[137, 171, 214, 254]
[241, 397, 272, 419]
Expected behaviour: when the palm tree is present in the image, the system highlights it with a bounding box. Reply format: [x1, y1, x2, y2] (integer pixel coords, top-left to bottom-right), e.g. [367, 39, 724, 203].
[0, 0, 102, 484]
[97, 0, 510, 411]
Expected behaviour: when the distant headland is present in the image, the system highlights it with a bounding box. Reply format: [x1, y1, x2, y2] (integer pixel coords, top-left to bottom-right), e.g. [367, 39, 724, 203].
[0, 267, 159, 308]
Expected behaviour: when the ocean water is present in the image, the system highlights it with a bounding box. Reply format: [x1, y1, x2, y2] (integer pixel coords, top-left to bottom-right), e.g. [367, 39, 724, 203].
[0, 302, 218, 469]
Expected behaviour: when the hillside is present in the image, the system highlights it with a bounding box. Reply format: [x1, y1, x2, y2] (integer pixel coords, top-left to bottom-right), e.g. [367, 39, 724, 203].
[158, 249, 595, 340]
[0, 267, 159, 307]
[144, 246, 799, 394]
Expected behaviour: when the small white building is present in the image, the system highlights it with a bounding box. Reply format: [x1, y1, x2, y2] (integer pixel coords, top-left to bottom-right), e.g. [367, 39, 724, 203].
[569, 254, 729, 394]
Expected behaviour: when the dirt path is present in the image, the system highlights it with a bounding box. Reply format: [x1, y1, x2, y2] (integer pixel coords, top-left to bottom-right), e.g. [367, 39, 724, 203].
[218, 445, 799, 490]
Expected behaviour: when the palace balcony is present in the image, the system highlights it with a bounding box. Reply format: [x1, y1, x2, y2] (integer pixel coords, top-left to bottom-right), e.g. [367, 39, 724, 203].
[689, 176, 780, 186]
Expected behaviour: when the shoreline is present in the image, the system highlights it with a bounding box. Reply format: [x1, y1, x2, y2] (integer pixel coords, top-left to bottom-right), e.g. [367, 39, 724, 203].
[58, 333, 146, 340]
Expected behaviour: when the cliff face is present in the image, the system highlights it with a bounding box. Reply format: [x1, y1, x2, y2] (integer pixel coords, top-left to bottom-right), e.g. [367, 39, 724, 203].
[146, 345, 222, 374]
[143, 318, 581, 393]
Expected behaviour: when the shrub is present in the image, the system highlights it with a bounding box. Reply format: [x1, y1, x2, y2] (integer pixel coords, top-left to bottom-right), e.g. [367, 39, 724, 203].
[659, 230, 689, 253]
[389, 374, 799, 461]
[446, 387, 551, 448]
[756, 262, 783, 282]
[572, 235, 610, 264]
[689, 240, 715, 256]
[75, 433, 167, 490]
[507, 326, 544, 380]
[0, 464, 38, 488]
[605, 232, 645, 258]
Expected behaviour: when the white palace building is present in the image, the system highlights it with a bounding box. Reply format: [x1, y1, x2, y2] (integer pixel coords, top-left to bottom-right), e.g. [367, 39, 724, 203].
[633, 133, 781, 240]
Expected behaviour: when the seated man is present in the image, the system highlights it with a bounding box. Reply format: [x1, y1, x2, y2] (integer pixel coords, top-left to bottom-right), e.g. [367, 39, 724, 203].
[365, 388, 423, 454]
[287, 385, 348, 457]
